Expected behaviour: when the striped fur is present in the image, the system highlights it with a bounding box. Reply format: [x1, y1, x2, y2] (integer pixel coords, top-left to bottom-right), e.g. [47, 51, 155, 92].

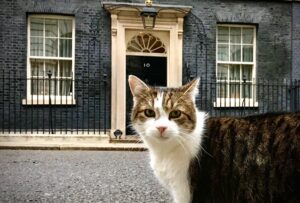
[190, 113, 300, 203]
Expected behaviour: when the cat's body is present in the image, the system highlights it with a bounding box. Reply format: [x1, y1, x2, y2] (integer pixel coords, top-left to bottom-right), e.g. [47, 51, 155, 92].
[128, 75, 299, 203]
[191, 114, 300, 203]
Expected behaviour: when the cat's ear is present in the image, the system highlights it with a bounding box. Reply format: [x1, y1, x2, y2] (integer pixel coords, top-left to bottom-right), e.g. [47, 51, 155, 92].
[128, 75, 150, 97]
[182, 78, 200, 98]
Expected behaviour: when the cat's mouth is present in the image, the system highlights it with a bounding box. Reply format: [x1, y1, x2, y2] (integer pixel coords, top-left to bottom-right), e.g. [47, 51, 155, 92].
[154, 134, 170, 140]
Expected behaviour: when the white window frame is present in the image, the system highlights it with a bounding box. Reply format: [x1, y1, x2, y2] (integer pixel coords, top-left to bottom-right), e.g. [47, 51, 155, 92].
[23, 14, 76, 105]
[215, 24, 258, 108]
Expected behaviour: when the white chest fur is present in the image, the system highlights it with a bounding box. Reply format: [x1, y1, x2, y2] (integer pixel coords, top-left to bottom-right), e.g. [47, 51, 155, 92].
[145, 112, 206, 203]
[151, 150, 193, 203]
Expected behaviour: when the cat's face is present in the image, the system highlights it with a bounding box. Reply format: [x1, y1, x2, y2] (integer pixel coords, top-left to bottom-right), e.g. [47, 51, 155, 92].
[128, 75, 199, 143]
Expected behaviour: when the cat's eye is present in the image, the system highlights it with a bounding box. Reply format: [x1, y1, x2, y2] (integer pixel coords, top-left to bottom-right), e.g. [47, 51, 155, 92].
[144, 109, 155, 117]
[169, 110, 181, 119]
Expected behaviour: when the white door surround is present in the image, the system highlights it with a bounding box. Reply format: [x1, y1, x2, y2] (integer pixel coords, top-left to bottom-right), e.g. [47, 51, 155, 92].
[103, 2, 192, 136]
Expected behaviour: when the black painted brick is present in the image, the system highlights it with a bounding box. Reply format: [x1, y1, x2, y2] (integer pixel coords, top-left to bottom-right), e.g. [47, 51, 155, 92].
[0, 0, 298, 130]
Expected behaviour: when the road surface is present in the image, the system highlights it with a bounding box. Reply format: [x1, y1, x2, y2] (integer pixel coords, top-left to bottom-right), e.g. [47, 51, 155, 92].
[0, 150, 172, 203]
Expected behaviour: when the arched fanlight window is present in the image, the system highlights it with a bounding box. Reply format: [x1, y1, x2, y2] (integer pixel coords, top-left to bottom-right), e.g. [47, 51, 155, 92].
[127, 33, 166, 54]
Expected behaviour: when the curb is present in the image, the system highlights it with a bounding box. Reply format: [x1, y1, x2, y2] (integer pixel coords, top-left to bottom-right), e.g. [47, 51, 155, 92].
[0, 142, 147, 151]
[0, 135, 147, 151]
[0, 145, 148, 151]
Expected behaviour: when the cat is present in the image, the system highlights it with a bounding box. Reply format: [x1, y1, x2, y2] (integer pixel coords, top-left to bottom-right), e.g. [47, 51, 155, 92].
[128, 75, 300, 203]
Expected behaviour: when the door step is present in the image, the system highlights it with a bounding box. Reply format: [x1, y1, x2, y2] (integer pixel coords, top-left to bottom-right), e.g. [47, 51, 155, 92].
[110, 135, 143, 143]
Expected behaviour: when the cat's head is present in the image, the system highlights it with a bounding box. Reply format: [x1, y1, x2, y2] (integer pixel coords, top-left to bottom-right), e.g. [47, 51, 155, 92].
[128, 75, 200, 146]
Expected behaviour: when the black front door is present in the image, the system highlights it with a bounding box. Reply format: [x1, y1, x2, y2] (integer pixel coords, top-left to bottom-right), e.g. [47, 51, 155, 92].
[126, 56, 167, 135]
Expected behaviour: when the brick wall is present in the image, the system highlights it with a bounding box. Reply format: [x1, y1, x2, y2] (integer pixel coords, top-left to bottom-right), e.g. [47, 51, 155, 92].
[181, 0, 296, 115]
[292, 3, 300, 80]
[0, 0, 112, 131]
[182, 0, 293, 80]
[0, 0, 297, 131]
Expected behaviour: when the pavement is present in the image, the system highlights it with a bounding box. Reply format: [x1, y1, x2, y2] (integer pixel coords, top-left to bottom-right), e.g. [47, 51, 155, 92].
[0, 150, 172, 202]
[0, 134, 147, 151]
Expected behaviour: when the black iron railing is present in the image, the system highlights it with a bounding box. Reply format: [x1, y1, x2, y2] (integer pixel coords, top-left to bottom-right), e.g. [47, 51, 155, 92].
[0, 70, 299, 134]
[197, 76, 300, 117]
[0, 70, 109, 134]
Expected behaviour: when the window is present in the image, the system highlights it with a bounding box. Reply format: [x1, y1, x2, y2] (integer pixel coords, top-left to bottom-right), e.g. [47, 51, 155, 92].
[25, 15, 75, 104]
[127, 33, 166, 54]
[216, 24, 257, 107]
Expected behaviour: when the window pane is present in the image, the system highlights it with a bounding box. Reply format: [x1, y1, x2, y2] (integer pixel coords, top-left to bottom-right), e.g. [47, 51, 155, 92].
[31, 79, 44, 95]
[44, 80, 56, 95]
[31, 59, 44, 76]
[60, 61, 72, 77]
[60, 79, 72, 96]
[59, 39, 72, 57]
[242, 45, 253, 62]
[217, 64, 228, 79]
[30, 37, 43, 56]
[242, 65, 253, 81]
[230, 45, 241, 61]
[30, 18, 43, 37]
[59, 19, 72, 38]
[229, 65, 240, 80]
[45, 60, 58, 77]
[45, 19, 58, 37]
[45, 38, 58, 56]
[229, 83, 240, 98]
[218, 27, 229, 43]
[218, 44, 229, 61]
[217, 82, 227, 98]
[150, 40, 165, 53]
[230, 27, 241, 44]
[243, 28, 254, 44]
[242, 83, 252, 98]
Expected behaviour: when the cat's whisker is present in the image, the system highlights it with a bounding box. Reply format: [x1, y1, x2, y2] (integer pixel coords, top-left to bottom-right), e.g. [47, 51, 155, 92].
[177, 130, 195, 138]
[198, 144, 213, 158]
[175, 136, 189, 155]
[176, 130, 212, 162]
[177, 135, 194, 154]
[178, 136, 203, 169]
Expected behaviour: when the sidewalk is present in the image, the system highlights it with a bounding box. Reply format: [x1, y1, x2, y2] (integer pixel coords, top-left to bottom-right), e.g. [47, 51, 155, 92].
[0, 135, 147, 151]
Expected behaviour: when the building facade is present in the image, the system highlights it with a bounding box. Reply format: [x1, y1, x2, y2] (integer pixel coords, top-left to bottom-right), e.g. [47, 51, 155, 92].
[0, 0, 299, 136]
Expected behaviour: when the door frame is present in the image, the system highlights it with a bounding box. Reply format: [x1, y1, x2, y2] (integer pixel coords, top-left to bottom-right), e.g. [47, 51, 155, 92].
[103, 3, 191, 137]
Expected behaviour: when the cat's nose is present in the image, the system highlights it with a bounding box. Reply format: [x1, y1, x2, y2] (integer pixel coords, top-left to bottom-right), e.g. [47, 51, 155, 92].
[156, 126, 167, 134]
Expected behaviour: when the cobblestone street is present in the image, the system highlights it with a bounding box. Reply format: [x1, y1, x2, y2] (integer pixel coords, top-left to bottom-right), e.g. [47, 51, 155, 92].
[0, 150, 172, 203]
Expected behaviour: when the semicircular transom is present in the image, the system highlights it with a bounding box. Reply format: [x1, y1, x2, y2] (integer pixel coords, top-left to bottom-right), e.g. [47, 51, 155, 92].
[126, 33, 166, 54]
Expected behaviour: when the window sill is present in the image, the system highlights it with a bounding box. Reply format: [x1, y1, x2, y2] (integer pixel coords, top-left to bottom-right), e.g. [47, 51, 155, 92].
[22, 98, 76, 105]
[213, 99, 258, 108]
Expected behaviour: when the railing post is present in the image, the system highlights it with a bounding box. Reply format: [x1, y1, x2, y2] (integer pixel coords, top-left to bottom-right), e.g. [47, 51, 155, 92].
[290, 80, 294, 112]
[47, 70, 54, 134]
[290, 79, 300, 112]
[103, 73, 107, 134]
[295, 79, 299, 112]
[242, 74, 247, 116]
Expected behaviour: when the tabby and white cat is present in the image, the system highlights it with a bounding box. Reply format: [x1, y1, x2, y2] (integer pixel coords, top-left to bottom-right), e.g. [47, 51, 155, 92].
[128, 75, 299, 203]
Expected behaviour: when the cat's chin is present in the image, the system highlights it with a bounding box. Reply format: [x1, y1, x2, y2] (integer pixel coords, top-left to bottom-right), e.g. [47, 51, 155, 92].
[154, 135, 170, 140]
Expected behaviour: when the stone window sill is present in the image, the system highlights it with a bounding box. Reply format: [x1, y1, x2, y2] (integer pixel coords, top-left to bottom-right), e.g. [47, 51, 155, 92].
[22, 98, 76, 105]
